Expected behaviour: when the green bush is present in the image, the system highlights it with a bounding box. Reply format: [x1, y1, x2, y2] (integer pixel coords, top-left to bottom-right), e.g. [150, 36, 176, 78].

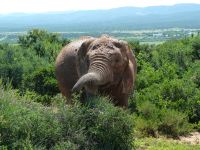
[134, 116, 159, 137]
[134, 101, 160, 137]
[0, 83, 134, 150]
[135, 63, 163, 90]
[0, 88, 62, 149]
[86, 97, 134, 150]
[57, 96, 135, 150]
[0, 29, 69, 97]
[18, 29, 70, 62]
[23, 91, 59, 105]
[195, 122, 200, 132]
[53, 141, 77, 150]
[0, 45, 24, 88]
[0, 63, 23, 88]
[25, 66, 59, 96]
[158, 109, 191, 137]
[133, 76, 200, 122]
[134, 101, 191, 137]
[191, 37, 200, 60]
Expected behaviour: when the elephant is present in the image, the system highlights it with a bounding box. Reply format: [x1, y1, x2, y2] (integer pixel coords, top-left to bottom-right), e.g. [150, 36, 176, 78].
[55, 35, 136, 108]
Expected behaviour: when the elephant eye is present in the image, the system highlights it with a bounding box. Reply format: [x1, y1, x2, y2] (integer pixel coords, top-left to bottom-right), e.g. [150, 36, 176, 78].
[92, 44, 100, 50]
[85, 55, 90, 65]
[86, 58, 90, 66]
[114, 42, 122, 49]
[111, 53, 122, 65]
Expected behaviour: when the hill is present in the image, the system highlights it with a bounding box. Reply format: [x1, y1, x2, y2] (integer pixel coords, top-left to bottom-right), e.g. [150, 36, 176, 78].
[0, 3, 200, 32]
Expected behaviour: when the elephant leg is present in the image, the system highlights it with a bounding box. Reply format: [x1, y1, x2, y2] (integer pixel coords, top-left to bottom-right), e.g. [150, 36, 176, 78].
[57, 82, 72, 103]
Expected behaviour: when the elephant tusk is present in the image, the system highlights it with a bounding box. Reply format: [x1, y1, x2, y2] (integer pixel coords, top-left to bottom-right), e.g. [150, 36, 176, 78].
[72, 81, 83, 92]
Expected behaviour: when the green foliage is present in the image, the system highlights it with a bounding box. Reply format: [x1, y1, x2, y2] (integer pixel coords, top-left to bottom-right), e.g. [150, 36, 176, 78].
[191, 37, 200, 60]
[158, 109, 191, 137]
[25, 66, 59, 96]
[18, 29, 70, 61]
[0, 29, 70, 102]
[130, 35, 200, 119]
[134, 101, 191, 138]
[0, 85, 62, 149]
[53, 141, 77, 150]
[85, 97, 134, 149]
[0, 45, 24, 88]
[128, 35, 200, 138]
[0, 63, 23, 88]
[195, 122, 200, 132]
[22, 29, 68, 60]
[0, 30, 200, 143]
[0, 83, 134, 149]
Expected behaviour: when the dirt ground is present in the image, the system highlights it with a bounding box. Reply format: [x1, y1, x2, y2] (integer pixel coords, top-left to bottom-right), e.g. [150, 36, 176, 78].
[179, 132, 200, 145]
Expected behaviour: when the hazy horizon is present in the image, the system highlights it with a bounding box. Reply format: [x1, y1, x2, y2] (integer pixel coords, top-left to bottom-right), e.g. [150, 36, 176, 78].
[1, 0, 200, 14]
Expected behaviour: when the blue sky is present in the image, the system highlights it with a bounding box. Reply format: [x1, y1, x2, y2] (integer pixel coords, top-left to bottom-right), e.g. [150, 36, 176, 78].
[0, 0, 200, 14]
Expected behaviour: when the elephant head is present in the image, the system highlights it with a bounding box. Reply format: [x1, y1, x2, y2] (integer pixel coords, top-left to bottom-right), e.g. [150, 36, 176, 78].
[72, 35, 130, 95]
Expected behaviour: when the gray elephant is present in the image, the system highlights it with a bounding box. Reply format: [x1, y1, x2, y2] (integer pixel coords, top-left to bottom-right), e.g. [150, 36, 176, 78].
[55, 35, 136, 108]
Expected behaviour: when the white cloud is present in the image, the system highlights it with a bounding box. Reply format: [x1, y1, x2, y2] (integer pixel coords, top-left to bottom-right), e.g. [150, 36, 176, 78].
[0, 0, 200, 14]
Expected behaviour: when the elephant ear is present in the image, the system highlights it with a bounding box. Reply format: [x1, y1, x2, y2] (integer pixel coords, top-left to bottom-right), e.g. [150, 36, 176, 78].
[77, 38, 95, 76]
[113, 40, 130, 64]
[114, 40, 136, 94]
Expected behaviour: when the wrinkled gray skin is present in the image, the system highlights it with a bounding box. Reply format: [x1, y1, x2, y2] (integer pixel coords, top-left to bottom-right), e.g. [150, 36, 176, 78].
[55, 35, 136, 108]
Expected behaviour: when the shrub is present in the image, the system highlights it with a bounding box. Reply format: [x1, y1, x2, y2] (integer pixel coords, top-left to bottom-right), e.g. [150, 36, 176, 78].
[24, 66, 59, 96]
[191, 36, 200, 60]
[0, 29, 70, 96]
[134, 116, 159, 137]
[134, 101, 191, 137]
[86, 97, 134, 150]
[0, 83, 135, 150]
[135, 63, 163, 90]
[23, 92, 55, 106]
[134, 101, 161, 137]
[18, 29, 70, 61]
[53, 141, 77, 150]
[0, 63, 23, 88]
[0, 86, 63, 149]
[195, 122, 200, 132]
[158, 109, 191, 137]
[132, 77, 200, 123]
[57, 97, 135, 150]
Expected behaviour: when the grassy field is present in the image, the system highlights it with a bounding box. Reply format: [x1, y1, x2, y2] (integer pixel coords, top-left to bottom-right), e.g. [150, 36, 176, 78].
[135, 137, 200, 150]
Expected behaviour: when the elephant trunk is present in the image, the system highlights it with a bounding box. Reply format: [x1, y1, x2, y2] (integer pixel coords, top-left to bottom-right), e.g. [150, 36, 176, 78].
[72, 55, 112, 92]
[72, 72, 100, 92]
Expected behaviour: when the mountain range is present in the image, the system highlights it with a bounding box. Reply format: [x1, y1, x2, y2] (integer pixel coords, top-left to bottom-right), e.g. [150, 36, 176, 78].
[0, 3, 200, 32]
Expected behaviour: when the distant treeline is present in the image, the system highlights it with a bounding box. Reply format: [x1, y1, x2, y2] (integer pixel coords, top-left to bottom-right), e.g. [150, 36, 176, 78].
[1, 28, 200, 44]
